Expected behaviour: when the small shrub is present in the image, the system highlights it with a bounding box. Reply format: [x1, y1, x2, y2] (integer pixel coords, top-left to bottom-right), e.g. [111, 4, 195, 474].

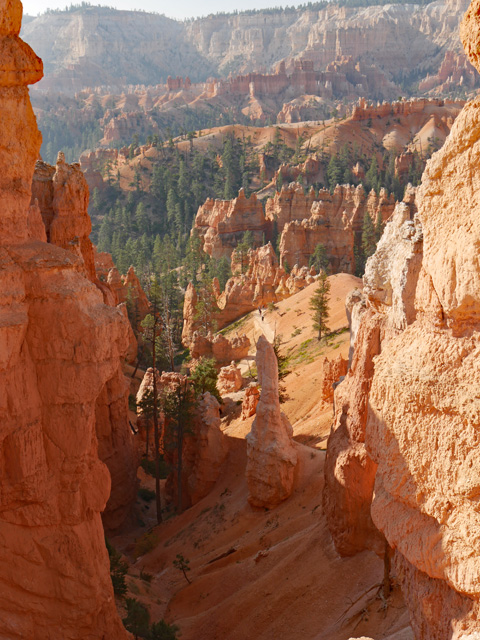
[138, 487, 156, 503]
[128, 394, 137, 411]
[134, 530, 159, 558]
[173, 554, 192, 584]
[122, 597, 150, 638]
[149, 619, 180, 640]
[140, 457, 169, 479]
[291, 328, 302, 337]
[140, 568, 153, 583]
[106, 538, 128, 597]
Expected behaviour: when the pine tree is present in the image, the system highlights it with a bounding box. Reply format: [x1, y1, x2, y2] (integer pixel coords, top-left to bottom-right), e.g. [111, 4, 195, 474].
[162, 379, 197, 513]
[122, 598, 150, 639]
[309, 243, 329, 273]
[310, 271, 331, 341]
[362, 211, 377, 261]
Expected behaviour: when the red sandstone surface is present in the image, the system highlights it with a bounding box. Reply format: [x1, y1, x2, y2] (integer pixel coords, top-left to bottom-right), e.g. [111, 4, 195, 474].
[0, 2, 132, 636]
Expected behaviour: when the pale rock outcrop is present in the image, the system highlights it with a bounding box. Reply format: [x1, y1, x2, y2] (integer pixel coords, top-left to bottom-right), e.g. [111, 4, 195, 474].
[321, 354, 348, 403]
[242, 384, 260, 419]
[323, 202, 422, 557]
[365, 91, 480, 640]
[190, 331, 250, 363]
[218, 361, 243, 394]
[325, 7, 480, 634]
[0, 3, 130, 636]
[181, 281, 198, 345]
[246, 336, 297, 508]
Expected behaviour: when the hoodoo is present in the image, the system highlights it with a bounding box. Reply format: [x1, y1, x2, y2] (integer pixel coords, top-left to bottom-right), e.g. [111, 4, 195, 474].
[0, 1, 131, 637]
[246, 335, 298, 508]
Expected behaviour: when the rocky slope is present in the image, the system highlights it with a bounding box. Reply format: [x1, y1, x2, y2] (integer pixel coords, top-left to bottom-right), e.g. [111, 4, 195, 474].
[324, 1, 480, 635]
[21, 0, 472, 94]
[0, 2, 132, 636]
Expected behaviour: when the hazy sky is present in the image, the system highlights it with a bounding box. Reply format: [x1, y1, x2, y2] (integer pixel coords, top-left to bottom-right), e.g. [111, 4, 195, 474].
[22, 0, 287, 20]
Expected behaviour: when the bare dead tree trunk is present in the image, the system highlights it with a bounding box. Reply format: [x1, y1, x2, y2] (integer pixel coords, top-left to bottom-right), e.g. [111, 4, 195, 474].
[152, 320, 162, 524]
[383, 537, 391, 599]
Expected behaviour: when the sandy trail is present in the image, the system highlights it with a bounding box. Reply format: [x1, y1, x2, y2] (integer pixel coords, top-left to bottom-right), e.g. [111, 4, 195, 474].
[253, 309, 275, 342]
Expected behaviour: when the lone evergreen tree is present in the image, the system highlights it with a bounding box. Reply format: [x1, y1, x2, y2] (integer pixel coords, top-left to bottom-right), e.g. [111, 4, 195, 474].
[310, 271, 331, 341]
[362, 211, 377, 261]
[309, 243, 329, 274]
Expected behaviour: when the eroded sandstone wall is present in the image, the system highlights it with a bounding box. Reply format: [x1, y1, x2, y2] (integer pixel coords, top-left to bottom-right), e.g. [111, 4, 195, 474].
[324, 2, 480, 635]
[0, 2, 130, 636]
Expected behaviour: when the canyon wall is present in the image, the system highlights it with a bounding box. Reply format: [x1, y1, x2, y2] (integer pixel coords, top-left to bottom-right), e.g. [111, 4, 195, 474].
[21, 0, 471, 92]
[0, 3, 131, 637]
[195, 182, 397, 274]
[324, 2, 480, 635]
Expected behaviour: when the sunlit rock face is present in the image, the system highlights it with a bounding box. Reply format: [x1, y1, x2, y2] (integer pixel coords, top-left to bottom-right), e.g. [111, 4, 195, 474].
[0, 2, 131, 636]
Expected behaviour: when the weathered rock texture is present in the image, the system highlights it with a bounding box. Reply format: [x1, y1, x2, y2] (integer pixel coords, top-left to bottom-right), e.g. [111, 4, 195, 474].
[323, 202, 423, 556]
[190, 331, 250, 364]
[194, 182, 397, 276]
[242, 384, 260, 419]
[0, 4, 131, 637]
[325, 6, 480, 634]
[246, 336, 297, 508]
[22, 0, 471, 93]
[218, 361, 243, 394]
[195, 189, 267, 259]
[321, 354, 348, 403]
[182, 243, 317, 343]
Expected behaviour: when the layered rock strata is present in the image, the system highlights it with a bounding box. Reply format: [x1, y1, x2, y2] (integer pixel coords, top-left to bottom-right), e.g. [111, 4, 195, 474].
[246, 336, 297, 508]
[189, 331, 250, 364]
[0, 4, 131, 636]
[194, 182, 397, 275]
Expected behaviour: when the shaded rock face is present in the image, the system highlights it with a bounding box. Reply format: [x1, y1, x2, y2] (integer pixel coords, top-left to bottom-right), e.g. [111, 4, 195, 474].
[323, 203, 423, 557]
[246, 336, 297, 508]
[0, 4, 130, 637]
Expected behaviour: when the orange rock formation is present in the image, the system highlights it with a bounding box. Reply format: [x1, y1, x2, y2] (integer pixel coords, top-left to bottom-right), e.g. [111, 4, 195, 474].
[246, 336, 298, 508]
[321, 354, 348, 403]
[194, 182, 397, 274]
[189, 331, 250, 363]
[0, 2, 131, 637]
[325, 4, 480, 632]
[217, 361, 243, 394]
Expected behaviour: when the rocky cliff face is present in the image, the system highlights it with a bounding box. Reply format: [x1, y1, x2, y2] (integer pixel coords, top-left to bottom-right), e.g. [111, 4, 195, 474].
[21, 0, 472, 93]
[195, 189, 267, 260]
[0, 3, 131, 636]
[195, 182, 397, 275]
[246, 336, 297, 509]
[324, 2, 480, 634]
